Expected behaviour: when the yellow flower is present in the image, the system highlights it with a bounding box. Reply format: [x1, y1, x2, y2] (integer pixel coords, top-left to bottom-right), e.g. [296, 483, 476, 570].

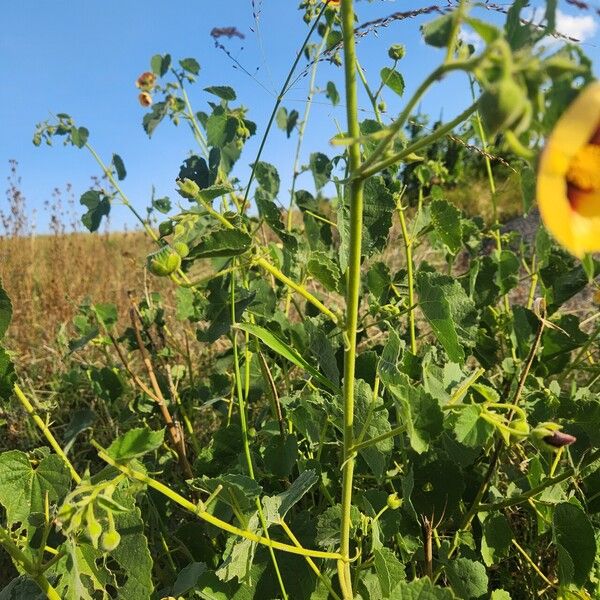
[136, 71, 156, 90]
[537, 81, 600, 257]
[138, 92, 153, 107]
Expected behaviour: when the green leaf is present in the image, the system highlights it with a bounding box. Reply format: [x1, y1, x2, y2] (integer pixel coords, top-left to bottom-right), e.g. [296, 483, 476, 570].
[445, 558, 488, 599]
[286, 109, 299, 137]
[204, 85, 236, 101]
[373, 547, 406, 596]
[206, 107, 237, 148]
[0, 451, 71, 527]
[0, 280, 12, 340]
[191, 474, 262, 514]
[70, 126, 89, 148]
[277, 469, 318, 519]
[216, 513, 259, 583]
[519, 165, 536, 213]
[112, 153, 126, 181]
[92, 302, 118, 328]
[151, 53, 171, 76]
[143, 100, 170, 137]
[553, 502, 596, 587]
[106, 427, 165, 460]
[386, 374, 443, 454]
[389, 577, 456, 599]
[464, 17, 502, 43]
[0, 576, 47, 599]
[236, 322, 338, 393]
[0, 347, 16, 399]
[316, 504, 361, 550]
[421, 14, 454, 47]
[263, 434, 298, 477]
[53, 542, 111, 600]
[491, 591, 512, 600]
[326, 81, 340, 106]
[380, 67, 405, 96]
[253, 161, 280, 199]
[80, 190, 110, 233]
[307, 251, 341, 293]
[196, 183, 234, 204]
[495, 250, 520, 295]
[309, 152, 333, 190]
[430, 199, 462, 255]
[152, 196, 171, 213]
[276, 106, 287, 130]
[354, 379, 392, 476]
[454, 405, 494, 448]
[172, 562, 207, 597]
[255, 189, 297, 250]
[416, 271, 477, 364]
[481, 513, 512, 567]
[180, 57, 200, 75]
[190, 228, 252, 259]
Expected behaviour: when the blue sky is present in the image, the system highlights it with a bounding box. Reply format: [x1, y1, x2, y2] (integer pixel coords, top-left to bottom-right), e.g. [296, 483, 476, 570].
[2, 1, 599, 232]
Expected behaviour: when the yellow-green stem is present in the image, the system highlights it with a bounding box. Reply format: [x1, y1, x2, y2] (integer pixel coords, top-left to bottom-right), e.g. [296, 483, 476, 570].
[13, 384, 81, 484]
[93, 442, 342, 560]
[397, 204, 416, 354]
[339, 1, 364, 597]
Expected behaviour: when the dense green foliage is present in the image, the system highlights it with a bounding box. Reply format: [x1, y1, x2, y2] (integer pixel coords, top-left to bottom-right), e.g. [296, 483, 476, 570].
[2, 1, 600, 598]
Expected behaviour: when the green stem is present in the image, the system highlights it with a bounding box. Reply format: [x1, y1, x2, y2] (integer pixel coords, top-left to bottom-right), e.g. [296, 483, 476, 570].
[478, 448, 600, 511]
[280, 520, 342, 600]
[339, 1, 364, 597]
[0, 526, 62, 600]
[85, 143, 157, 241]
[351, 425, 405, 453]
[255, 257, 338, 323]
[358, 101, 479, 179]
[356, 60, 383, 125]
[13, 383, 81, 484]
[240, 1, 328, 214]
[93, 442, 343, 560]
[359, 56, 484, 175]
[286, 24, 331, 232]
[231, 268, 289, 600]
[397, 202, 416, 354]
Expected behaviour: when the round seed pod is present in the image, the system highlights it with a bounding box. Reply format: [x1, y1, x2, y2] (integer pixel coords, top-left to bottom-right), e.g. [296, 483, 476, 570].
[147, 246, 182, 277]
[479, 77, 528, 137]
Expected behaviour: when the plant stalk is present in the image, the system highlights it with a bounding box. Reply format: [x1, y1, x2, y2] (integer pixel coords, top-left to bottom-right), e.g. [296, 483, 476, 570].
[339, 0, 364, 597]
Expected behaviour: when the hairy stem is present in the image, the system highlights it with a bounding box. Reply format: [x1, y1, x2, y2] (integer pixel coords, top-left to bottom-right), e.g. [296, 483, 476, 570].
[339, 0, 364, 597]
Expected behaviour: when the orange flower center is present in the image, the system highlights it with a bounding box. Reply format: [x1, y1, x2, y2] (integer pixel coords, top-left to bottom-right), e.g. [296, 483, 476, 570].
[567, 144, 600, 191]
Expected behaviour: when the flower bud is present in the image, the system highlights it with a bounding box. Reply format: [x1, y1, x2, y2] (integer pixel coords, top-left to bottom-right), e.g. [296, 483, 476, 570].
[531, 422, 577, 452]
[158, 221, 173, 238]
[388, 44, 406, 61]
[387, 492, 403, 510]
[176, 178, 200, 199]
[138, 92, 153, 107]
[173, 241, 190, 258]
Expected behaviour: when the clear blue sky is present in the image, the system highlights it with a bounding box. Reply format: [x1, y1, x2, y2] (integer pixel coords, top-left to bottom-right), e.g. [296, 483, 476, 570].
[2, 1, 599, 232]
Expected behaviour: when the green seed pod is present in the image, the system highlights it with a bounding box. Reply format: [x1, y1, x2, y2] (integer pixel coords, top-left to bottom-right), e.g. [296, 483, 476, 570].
[100, 529, 121, 552]
[388, 44, 405, 61]
[176, 177, 200, 200]
[479, 77, 528, 136]
[85, 504, 103, 549]
[147, 246, 182, 277]
[386, 492, 403, 510]
[173, 241, 189, 258]
[158, 221, 173, 238]
[509, 418, 530, 443]
[377, 100, 387, 113]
